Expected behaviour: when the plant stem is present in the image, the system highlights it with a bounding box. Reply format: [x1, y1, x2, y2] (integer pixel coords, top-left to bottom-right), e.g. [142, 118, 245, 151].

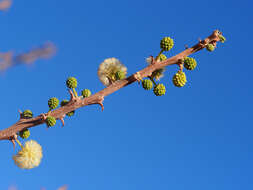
[73, 88, 78, 97]
[16, 139, 23, 148]
[155, 49, 164, 61]
[148, 76, 157, 86]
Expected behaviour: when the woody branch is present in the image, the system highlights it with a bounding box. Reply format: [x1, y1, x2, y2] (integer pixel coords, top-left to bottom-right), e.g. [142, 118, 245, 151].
[0, 30, 221, 142]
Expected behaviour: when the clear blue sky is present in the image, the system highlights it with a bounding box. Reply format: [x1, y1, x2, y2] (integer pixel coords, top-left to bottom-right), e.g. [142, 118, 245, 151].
[0, 0, 252, 189]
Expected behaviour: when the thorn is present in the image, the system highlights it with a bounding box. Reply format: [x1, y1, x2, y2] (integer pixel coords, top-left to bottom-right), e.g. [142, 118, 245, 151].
[98, 101, 104, 111]
[150, 56, 156, 65]
[10, 138, 15, 150]
[60, 117, 65, 127]
[184, 45, 189, 49]
[11, 134, 18, 150]
[18, 109, 22, 119]
[198, 38, 202, 42]
[98, 96, 104, 111]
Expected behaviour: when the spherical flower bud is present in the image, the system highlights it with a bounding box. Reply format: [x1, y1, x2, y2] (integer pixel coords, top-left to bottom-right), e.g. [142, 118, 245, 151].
[48, 97, 59, 110]
[60, 100, 69, 107]
[157, 54, 167, 62]
[219, 35, 226, 43]
[142, 79, 153, 90]
[21, 110, 33, 119]
[172, 71, 187, 87]
[160, 37, 174, 51]
[153, 84, 166, 96]
[60, 100, 75, 117]
[46, 116, 56, 127]
[19, 129, 30, 139]
[206, 44, 215, 52]
[66, 77, 77, 89]
[81, 89, 91, 98]
[13, 140, 43, 169]
[115, 70, 126, 80]
[183, 57, 197, 70]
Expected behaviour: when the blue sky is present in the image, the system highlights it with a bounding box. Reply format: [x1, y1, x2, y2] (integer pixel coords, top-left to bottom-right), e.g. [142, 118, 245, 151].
[0, 0, 252, 189]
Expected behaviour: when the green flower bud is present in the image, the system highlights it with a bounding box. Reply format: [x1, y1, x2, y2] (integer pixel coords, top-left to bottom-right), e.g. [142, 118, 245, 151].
[81, 89, 91, 98]
[219, 35, 226, 43]
[115, 70, 126, 80]
[46, 116, 56, 127]
[157, 54, 167, 62]
[142, 79, 153, 90]
[60, 100, 75, 117]
[183, 57, 197, 70]
[206, 44, 215, 52]
[48, 97, 59, 110]
[160, 37, 174, 51]
[19, 129, 30, 139]
[172, 71, 187, 87]
[153, 84, 166, 96]
[60, 100, 69, 107]
[21, 110, 33, 119]
[66, 77, 77, 89]
[66, 111, 75, 117]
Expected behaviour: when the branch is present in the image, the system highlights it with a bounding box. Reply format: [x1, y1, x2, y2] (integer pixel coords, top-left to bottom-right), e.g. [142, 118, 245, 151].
[0, 30, 222, 141]
[0, 42, 56, 71]
[0, 0, 12, 11]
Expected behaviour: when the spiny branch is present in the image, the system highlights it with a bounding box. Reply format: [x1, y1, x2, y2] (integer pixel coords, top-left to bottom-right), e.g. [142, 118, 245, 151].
[0, 30, 222, 141]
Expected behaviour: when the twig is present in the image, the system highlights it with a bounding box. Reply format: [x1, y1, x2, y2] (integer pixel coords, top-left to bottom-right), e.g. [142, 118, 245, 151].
[0, 30, 222, 141]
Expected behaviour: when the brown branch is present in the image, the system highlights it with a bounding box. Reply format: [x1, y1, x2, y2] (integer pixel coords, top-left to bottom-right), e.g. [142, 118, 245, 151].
[0, 0, 12, 11]
[0, 30, 222, 141]
[0, 42, 56, 71]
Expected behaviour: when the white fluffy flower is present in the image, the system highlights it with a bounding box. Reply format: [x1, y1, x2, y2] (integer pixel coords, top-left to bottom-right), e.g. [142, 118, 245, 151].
[13, 140, 43, 169]
[97, 58, 127, 86]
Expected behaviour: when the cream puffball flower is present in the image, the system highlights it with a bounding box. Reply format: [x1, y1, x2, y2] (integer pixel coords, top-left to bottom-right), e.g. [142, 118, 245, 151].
[13, 140, 43, 169]
[98, 58, 127, 86]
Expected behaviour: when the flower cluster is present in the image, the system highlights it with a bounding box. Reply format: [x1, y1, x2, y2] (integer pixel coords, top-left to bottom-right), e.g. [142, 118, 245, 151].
[97, 58, 127, 86]
[13, 140, 43, 169]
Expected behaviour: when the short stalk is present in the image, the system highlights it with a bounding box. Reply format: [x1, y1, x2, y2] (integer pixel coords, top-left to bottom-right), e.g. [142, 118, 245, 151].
[73, 88, 78, 97]
[148, 76, 157, 86]
[155, 50, 164, 61]
[15, 139, 23, 149]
